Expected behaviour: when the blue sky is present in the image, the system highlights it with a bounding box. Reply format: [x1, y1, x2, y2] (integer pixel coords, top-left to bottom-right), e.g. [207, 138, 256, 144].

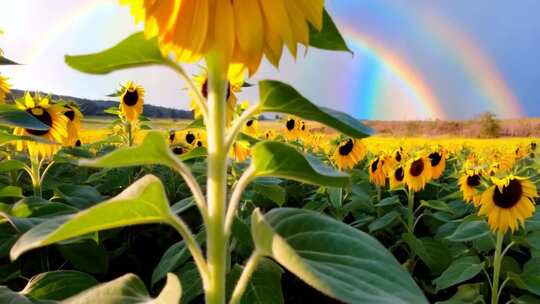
[0, 0, 539, 120]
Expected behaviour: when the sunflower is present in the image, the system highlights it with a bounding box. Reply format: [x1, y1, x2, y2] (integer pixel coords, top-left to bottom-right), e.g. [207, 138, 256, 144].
[428, 150, 447, 179]
[13, 92, 68, 159]
[404, 156, 432, 192]
[284, 116, 301, 140]
[243, 118, 258, 136]
[230, 140, 250, 162]
[171, 145, 188, 155]
[263, 129, 277, 140]
[184, 131, 197, 146]
[63, 104, 83, 146]
[389, 166, 405, 190]
[119, 81, 145, 122]
[191, 71, 242, 125]
[459, 170, 483, 206]
[332, 138, 366, 171]
[168, 130, 177, 144]
[368, 157, 386, 187]
[0, 74, 10, 103]
[121, 0, 325, 74]
[479, 175, 538, 233]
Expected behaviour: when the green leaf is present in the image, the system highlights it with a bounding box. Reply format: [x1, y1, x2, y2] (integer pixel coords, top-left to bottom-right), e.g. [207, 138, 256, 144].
[227, 258, 284, 304]
[254, 183, 286, 206]
[251, 208, 427, 303]
[0, 186, 23, 198]
[10, 175, 173, 260]
[309, 9, 351, 53]
[21, 270, 99, 301]
[57, 239, 108, 274]
[420, 200, 453, 213]
[177, 262, 203, 304]
[368, 210, 400, 232]
[0, 287, 33, 304]
[65, 32, 165, 74]
[521, 258, 540, 296]
[374, 196, 400, 207]
[327, 187, 342, 208]
[435, 283, 484, 304]
[259, 81, 372, 138]
[433, 256, 484, 291]
[79, 131, 178, 169]
[403, 234, 452, 274]
[63, 273, 181, 304]
[251, 141, 350, 188]
[54, 184, 104, 209]
[0, 159, 27, 172]
[446, 220, 490, 242]
[0, 104, 50, 130]
[178, 146, 207, 162]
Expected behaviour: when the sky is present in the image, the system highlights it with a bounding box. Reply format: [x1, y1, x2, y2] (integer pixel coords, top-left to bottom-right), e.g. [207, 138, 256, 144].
[0, 0, 539, 120]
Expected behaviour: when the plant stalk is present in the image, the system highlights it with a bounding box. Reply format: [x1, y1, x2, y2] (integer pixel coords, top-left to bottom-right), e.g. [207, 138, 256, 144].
[30, 155, 42, 197]
[230, 252, 262, 304]
[407, 189, 415, 233]
[491, 231, 504, 304]
[205, 55, 228, 304]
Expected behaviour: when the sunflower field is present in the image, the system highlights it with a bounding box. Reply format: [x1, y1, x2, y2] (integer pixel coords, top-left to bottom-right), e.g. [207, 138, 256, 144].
[1, 2, 540, 304]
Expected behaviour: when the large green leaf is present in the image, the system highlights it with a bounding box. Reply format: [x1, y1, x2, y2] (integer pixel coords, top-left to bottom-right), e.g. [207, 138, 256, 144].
[521, 258, 540, 296]
[446, 220, 490, 242]
[177, 262, 203, 303]
[227, 258, 284, 304]
[79, 131, 177, 169]
[403, 234, 452, 274]
[21, 270, 99, 301]
[57, 238, 109, 274]
[0, 105, 50, 130]
[259, 81, 372, 138]
[433, 256, 484, 291]
[63, 273, 181, 304]
[251, 141, 350, 188]
[10, 175, 173, 260]
[54, 184, 105, 209]
[251, 208, 427, 303]
[65, 32, 164, 74]
[309, 9, 351, 53]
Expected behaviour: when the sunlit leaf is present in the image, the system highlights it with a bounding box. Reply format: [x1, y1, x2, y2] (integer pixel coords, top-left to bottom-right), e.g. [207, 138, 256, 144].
[251, 141, 350, 188]
[259, 81, 373, 138]
[65, 32, 165, 74]
[309, 9, 352, 53]
[251, 208, 427, 303]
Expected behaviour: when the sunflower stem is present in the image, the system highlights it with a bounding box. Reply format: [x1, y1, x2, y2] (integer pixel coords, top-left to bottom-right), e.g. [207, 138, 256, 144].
[224, 103, 261, 152]
[126, 121, 133, 147]
[30, 155, 42, 197]
[491, 230, 504, 304]
[225, 166, 255, 237]
[407, 189, 415, 233]
[230, 252, 262, 304]
[205, 54, 228, 304]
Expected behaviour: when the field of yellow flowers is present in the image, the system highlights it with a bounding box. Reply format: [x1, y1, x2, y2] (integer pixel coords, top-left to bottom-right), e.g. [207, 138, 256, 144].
[1, 1, 540, 304]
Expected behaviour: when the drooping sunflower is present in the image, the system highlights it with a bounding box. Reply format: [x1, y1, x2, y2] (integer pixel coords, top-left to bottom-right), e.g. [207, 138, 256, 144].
[13, 92, 68, 158]
[404, 156, 432, 192]
[332, 138, 366, 171]
[119, 81, 145, 122]
[389, 166, 405, 190]
[121, 0, 325, 74]
[231, 140, 250, 162]
[0, 74, 10, 103]
[368, 157, 386, 187]
[284, 116, 301, 140]
[459, 170, 483, 206]
[428, 150, 447, 179]
[63, 104, 83, 146]
[479, 175, 538, 233]
[191, 71, 243, 125]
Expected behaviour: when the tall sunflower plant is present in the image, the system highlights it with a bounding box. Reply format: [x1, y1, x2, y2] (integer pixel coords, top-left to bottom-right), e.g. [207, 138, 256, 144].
[7, 2, 428, 304]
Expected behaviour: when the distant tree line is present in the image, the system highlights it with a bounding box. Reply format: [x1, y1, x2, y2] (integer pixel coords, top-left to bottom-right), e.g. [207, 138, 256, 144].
[8, 89, 194, 119]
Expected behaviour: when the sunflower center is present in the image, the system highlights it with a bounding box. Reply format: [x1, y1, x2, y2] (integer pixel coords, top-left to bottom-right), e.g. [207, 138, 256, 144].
[123, 89, 139, 106]
[185, 133, 195, 144]
[286, 119, 295, 131]
[371, 158, 380, 173]
[172, 147, 184, 155]
[466, 175, 481, 187]
[409, 159, 424, 177]
[64, 109, 75, 121]
[25, 107, 52, 136]
[75, 139, 82, 147]
[301, 123, 306, 131]
[197, 141, 203, 147]
[493, 179, 523, 208]
[429, 152, 442, 166]
[246, 120, 253, 127]
[532, 142, 537, 151]
[201, 79, 231, 100]
[395, 151, 402, 162]
[394, 167, 404, 181]
[339, 139, 354, 156]
[169, 131, 176, 142]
